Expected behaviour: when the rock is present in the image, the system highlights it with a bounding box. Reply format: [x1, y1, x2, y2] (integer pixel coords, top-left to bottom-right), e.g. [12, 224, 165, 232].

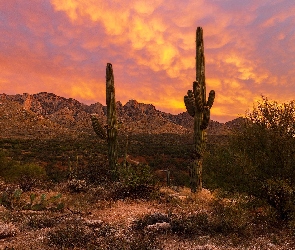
[84, 219, 103, 228]
[145, 222, 171, 233]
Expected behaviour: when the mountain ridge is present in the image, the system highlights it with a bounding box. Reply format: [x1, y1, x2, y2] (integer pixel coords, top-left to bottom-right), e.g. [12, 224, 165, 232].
[0, 92, 241, 138]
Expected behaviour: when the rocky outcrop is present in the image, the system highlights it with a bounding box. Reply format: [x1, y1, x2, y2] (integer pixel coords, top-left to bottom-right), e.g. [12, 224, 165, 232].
[0, 92, 239, 137]
[0, 98, 72, 139]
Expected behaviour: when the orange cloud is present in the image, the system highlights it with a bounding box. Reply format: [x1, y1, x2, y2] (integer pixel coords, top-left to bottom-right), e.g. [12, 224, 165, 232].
[50, 1, 187, 77]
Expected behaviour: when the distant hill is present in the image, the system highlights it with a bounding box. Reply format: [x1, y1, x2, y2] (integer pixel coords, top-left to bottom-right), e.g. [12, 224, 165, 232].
[0, 96, 72, 139]
[0, 92, 241, 139]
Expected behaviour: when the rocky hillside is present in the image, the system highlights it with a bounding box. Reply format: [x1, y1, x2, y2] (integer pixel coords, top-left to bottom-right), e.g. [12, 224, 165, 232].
[0, 98, 73, 139]
[0, 92, 239, 138]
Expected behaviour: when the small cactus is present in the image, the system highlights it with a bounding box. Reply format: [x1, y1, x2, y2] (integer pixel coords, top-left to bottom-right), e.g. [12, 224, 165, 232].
[184, 27, 215, 192]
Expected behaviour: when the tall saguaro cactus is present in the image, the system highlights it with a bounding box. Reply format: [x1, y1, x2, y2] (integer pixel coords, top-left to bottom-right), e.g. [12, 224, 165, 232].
[91, 63, 118, 180]
[184, 27, 215, 193]
[106, 63, 118, 179]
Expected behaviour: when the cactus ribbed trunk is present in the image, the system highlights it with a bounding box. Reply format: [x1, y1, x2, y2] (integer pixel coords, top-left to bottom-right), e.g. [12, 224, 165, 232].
[193, 27, 206, 192]
[106, 63, 118, 179]
[184, 27, 215, 193]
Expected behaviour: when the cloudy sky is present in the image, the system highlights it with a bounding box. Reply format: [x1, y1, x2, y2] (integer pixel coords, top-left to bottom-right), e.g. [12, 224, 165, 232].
[1, 0, 294, 122]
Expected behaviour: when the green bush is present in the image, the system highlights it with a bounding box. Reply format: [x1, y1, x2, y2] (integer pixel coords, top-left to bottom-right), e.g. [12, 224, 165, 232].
[0, 188, 23, 209]
[170, 212, 210, 236]
[264, 179, 294, 220]
[0, 151, 9, 168]
[44, 162, 69, 183]
[118, 163, 154, 188]
[203, 147, 256, 194]
[0, 152, 47, 191]
[209, 197, 251, 235]
[0, 188, 64, 211]
[204, 97, 295, 221]
[10, 163, 47, 191]
[111, 163, 156, 199]
[71, 154, 109, 185]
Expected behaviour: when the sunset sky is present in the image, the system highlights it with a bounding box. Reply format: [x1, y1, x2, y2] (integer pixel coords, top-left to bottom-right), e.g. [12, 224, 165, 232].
[1, 1, 294, 122]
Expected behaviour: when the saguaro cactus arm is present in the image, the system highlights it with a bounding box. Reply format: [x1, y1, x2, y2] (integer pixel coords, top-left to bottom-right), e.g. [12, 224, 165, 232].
[184, 90, 196, 117]
[91, 114, 106, 139]
[207, 90, 215, 108]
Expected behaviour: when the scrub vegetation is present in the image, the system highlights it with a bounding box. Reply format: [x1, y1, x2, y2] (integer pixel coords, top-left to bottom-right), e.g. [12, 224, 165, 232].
[0, 97, 294, 249]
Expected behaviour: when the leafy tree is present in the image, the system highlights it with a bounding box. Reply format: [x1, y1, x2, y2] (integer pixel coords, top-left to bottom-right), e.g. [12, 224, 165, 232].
[235, 96, 295, 186]
[204, 97, 295, 219]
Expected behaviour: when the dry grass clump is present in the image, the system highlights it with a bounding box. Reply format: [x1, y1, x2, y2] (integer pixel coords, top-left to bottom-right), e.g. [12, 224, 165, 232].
[46, 219, 93, 249]
[0, 184, 295, 249]
[45, 216, 162, 250]
[26, 213, 58, 229]
[132, 187, 295, 249]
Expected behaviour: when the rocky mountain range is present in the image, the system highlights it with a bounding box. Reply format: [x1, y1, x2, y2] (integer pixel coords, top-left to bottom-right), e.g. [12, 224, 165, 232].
[0, 92, 243, 139]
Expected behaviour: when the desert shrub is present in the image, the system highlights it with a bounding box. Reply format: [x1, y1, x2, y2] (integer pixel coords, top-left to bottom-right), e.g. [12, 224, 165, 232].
[169, 197, 254, 237]
[118, 163, 154, 188]
[47, 221, 93, 249]
[0, 188, 64, 212]
[170, 212, 210, 236]
[47, 219, 162, 250]
[95, 221, 163, 250]
[27, 214, 57, 229]
[171, 169, 190, 187]
[209, 197, 251, 236]
[0, 151, 9, 169]
[204, 97, 295, 221]
[95, 228, 163, 250]
[111, 163, 156, 199]
[127, 233, 163, 250]
[14, 163, 47, 191]
[263, 179, 294, 220]
[0, 188, 23, 209]
[15, 192, 64, 212]
[203, 147, 255, 194]
[64, 192, 96, 214]
[134, 209, 250, 238]
[73, 154, 109, 185]
[111, 183, 156, 200]
[44, 162, 69, 183]
[0, 161, 47, 191]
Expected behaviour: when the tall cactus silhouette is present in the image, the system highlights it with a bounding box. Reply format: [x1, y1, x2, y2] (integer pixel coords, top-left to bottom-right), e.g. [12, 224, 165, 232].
[106, 63, 118, 179]
[184, 27, 215, 192]
[91, 63, 118, 180]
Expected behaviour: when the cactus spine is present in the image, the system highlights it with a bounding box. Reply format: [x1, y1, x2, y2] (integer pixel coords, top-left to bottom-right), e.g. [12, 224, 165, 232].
[184, 27, 215, 193]
[106, 63, 118, 179]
